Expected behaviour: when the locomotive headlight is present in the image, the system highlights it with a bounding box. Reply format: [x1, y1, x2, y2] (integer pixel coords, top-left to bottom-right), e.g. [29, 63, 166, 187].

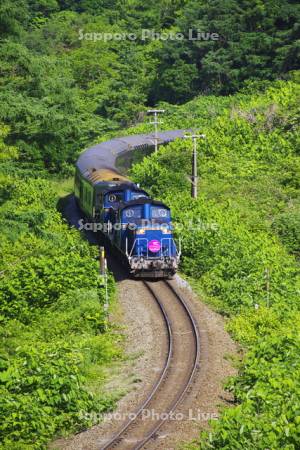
[162, 228, 170, 234]
[137, 228, 145, 234]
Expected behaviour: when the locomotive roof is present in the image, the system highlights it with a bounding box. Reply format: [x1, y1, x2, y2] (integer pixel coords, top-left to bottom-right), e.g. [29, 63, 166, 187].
[87, 168, 130, 185]
[119, 198, 170, 211]
[103, 187, 148, 195]
[76, 130, 187, 181]
[95, 181, 137, 192]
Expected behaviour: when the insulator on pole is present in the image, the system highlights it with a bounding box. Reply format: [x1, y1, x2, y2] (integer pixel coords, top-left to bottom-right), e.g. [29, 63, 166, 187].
[147, 109, 165, 152]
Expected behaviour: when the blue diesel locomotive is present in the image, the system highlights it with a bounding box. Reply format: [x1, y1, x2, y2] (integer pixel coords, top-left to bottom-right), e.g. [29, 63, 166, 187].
[74, 167, 180, 278]
[75, 131, 185, 278]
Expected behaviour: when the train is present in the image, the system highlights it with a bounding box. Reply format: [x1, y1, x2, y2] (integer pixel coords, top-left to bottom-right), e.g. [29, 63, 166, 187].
[74, 132, 185, 278]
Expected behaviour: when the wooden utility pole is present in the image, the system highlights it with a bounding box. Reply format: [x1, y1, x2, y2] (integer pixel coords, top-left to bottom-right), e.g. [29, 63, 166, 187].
[99, 246, 109, 329]
[99, 246, 106, 277]
[184, 134, 206, 198]
[148, 109, 165, 152]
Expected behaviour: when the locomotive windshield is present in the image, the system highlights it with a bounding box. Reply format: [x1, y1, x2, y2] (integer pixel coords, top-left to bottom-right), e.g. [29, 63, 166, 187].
[122, 206, 143, 221]
[151, 206, 170, 219]
[105, 191, 123, 207]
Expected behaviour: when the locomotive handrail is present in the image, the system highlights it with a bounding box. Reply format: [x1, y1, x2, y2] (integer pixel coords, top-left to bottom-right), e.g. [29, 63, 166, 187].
[129, 238, 149, 258]
[161, 237, 172, 257]
[127, 237, 180, 259]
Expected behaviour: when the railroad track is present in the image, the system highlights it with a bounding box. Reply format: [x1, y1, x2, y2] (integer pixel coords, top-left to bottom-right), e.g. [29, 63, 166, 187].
[101, 279, 200, 450]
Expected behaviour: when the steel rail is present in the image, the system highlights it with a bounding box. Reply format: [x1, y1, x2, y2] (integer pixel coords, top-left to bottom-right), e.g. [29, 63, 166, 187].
[133, 280, 200, 450]
[101, 282, 173, 450]
[100, 279, 200, 450]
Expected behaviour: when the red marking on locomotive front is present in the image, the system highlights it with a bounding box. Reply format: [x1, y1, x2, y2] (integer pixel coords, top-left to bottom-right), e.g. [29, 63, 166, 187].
[148, 240, 161, 253]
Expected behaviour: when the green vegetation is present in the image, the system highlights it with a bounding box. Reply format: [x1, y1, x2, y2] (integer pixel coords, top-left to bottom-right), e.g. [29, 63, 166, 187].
[130, 79, 300, 449]
[0, 127, 121, 449]
[0, 0, 299, 171]
[1, 0, 299, 448]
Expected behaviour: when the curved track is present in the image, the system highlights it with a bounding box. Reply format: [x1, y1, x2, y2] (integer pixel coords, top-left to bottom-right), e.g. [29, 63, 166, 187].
[101, 280, 200, 450]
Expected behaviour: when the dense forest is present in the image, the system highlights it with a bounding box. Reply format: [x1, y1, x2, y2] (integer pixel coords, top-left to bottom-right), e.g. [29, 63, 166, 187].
[0, 0, 299, 172]
[0, 0, 299, 448]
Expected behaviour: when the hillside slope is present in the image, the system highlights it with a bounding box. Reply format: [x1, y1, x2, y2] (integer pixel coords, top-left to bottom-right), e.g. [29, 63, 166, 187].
[0, 140, 121, 449]
[129, 78, 300, 449]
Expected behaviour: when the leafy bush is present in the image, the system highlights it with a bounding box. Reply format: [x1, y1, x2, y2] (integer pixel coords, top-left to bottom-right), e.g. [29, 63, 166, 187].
[0, 0, 299, 171]
[201, 323, 300, 450]
[0, 167, 120, 448]
[130, 79, 300, 449]
[272, 208, 300, 257]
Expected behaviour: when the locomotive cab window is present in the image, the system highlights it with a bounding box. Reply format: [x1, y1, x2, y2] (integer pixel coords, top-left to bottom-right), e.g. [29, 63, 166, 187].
[151, 207, 170, 219]
[122, 206, 143, 222]
[105, 191, 123, 206]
